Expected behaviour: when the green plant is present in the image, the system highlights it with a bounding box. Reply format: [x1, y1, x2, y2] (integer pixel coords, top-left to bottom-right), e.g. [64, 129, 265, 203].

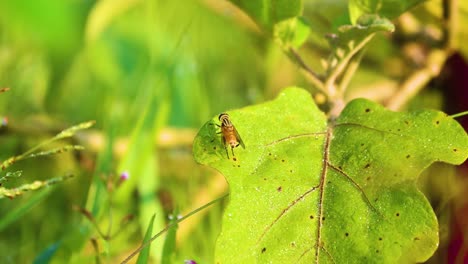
[190, 0, 468, 263]
[0, 89, 93, 234]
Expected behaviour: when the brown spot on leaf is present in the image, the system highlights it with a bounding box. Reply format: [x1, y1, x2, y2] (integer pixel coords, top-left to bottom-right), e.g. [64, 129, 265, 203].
[233, 157, 237, 161]
[379, 237, 382, 241]
[261, 247, 266, 253]
[364, 163, 370, 169]
[366, 177, 371, 181]
[436, 120, 440, 125]
[345, 233, 349, 237]
[281, 159, 285, 162]
[406, 155, 410, 159]
[365, 108, 371, 113]
[414, 237, 420, 241]
[396, 213, 400, 217]
[291, 242, 296, 247]
[454, 148, 458, 152]
[309, 215, 314, 219]
[277, 186, 282, 192]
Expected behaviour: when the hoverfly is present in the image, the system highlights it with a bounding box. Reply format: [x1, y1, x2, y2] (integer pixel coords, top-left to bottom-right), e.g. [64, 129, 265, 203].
[217, 113, 245, 159]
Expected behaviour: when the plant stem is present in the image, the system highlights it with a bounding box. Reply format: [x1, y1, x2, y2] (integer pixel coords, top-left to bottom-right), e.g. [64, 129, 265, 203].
[287, 48, 326, 93]
[325, 34, 375, 99]
[450, 111, 468, 119]
[337, 47, 367, 96]
[385, 49, 447, 111]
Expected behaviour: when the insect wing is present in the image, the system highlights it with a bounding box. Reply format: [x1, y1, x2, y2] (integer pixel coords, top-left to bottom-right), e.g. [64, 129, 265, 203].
[233, 125, 245, 149]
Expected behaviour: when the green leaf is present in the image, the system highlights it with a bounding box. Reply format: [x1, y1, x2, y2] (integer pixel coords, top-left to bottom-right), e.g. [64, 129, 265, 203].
[136, 214, 156, 264]
[33, 242, 61, 264]
[228, 0, 302, 31]
[348, 0, 426, 24]
[325, 14, 394, 76]
[193, 87, 468, 263]
[274, 16, 311, 49]
[0, 188, 52, 231]
[161, 210, 179, 264]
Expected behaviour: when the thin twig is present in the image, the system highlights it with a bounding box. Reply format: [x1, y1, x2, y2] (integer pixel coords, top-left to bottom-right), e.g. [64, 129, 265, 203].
[120, 193, 229, 264]
[337, 47, 367, 96]
[450, 111, 468, 119]
[325, 34, 375, 97]
[385, 50, 447, 111]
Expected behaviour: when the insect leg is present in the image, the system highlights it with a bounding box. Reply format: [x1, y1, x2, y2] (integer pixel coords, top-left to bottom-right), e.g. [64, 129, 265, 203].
[224, 145, 229, 159]
[230, 147, 235, 158]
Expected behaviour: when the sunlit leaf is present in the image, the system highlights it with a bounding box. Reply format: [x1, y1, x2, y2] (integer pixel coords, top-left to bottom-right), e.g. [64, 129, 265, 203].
[228, 0, 302, 31]
[193, 87, 468, 263]
[274, 16, 311, 48]
[85, 0, 142, 43]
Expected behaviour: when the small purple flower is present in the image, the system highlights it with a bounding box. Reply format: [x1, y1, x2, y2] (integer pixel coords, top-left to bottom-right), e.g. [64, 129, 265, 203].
[184, 260, 197, 264]
[120, 171, 130, 181]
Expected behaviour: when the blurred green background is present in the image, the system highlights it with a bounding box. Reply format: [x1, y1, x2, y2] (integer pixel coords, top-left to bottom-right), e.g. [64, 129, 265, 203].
[0, 0, 467, 263]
